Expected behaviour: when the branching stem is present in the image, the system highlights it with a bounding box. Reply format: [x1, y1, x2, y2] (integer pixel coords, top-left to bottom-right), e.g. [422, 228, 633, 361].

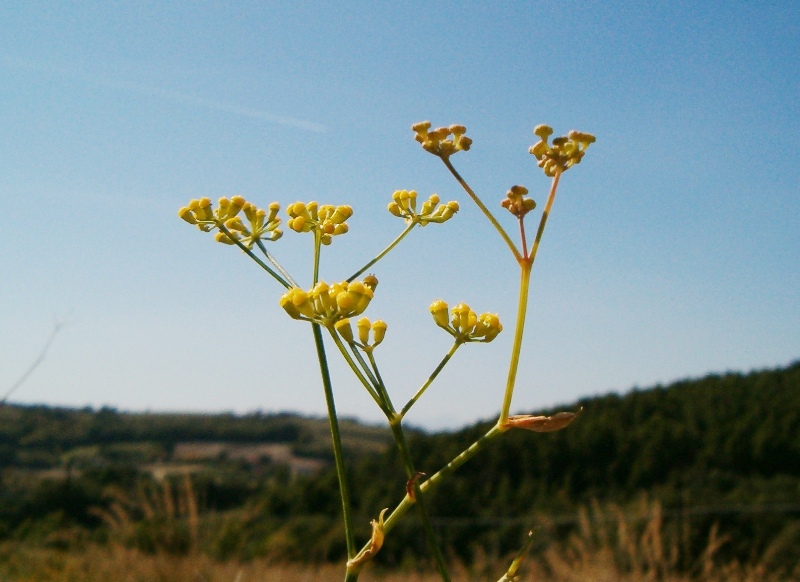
[348, 222, 415, 282]
[441, 157, 521, 261]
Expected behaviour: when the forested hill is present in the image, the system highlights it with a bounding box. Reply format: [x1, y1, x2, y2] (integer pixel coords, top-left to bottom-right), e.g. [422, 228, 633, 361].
[329, 361, 800, 564]
[0, 361, 798, 565]
[2, 360, 798, 490]
[379, 360, 800, 507]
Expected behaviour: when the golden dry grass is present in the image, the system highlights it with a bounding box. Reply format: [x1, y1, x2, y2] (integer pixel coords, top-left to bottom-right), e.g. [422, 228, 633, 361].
[2, 496, 796, 581]
[0, 538, 795, 582]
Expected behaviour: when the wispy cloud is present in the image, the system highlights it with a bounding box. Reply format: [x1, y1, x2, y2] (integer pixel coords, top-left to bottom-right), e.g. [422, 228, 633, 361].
[1, 54, 326, 133]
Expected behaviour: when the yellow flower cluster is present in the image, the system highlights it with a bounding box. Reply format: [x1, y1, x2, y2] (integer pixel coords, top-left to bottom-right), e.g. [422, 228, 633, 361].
[279, 280, 375, 325]
[411, 122, 472, 158]
[286, 201, 353, 245]
[335, 317, 388, 351]
[178, 196, 283, 247]
[500, 185, 536, 219]
[387, 190, 459, 226]
[529, 125, 596, 177]
[429, 300, 503, 343]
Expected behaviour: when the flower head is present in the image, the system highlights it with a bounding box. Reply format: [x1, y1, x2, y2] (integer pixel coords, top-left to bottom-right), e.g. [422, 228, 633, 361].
[286, 201, 353, 245]
[429, 300, 503, 343]
[529, 125, 595, 177]
[501, 185, 536, 219]
[412, 121, 472, 159]
[387, 190, 459, 225]
[178, 196, 283, 247]
[280, 280, 374, 326]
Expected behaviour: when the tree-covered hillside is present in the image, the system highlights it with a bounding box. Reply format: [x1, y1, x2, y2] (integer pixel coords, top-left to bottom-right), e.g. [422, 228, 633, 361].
[0, 361, 798, 567]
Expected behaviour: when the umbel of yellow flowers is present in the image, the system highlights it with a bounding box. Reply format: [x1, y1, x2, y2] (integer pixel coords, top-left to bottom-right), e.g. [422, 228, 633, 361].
[387, 190, 459, 226]
[529, 125, 596, 177]
[279, 279, 377, 326]
[429, 300, 503, 343]
[178, 196, 283, 248]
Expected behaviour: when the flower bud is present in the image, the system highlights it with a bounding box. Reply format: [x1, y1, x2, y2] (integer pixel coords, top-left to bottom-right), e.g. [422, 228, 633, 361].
[371, 320, 387, 346]
[429, 300, 450, 328]
[334, 319, 354, 343]
[363, 275, 379, 292]
[356, 317, 371, 345]
[178, 207, 197, 224]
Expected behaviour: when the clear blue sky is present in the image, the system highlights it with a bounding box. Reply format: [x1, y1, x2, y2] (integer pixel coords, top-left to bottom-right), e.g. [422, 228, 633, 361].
[2, 2, 798, 429]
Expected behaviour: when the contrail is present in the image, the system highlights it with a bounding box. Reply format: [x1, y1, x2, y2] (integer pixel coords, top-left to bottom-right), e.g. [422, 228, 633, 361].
[1, 53, 326, 133]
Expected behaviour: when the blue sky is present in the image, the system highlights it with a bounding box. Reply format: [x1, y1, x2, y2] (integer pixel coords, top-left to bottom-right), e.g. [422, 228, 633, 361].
[1, 2, 798, 429]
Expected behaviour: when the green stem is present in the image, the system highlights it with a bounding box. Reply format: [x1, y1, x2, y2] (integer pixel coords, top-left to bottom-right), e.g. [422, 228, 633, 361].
[347, 222, 415, 282]
[311, 324, 356, 559]
[498, 172, 562, 426]
[363, 422, 505, 545]
[255, 239, 298, 287]
[400, 342, 461, 419]
[350, 348, 384, 401]
[389, 422, 452, 582]
[313, 231, 322, 285]
[419, 423, 506, 496]
[441, 157, 521, 261]
[499, 262, 532, 426]
[328, 332, 388, 413]
[218, 224, 291, 289]
[364, 355, 450, 581]
[528, 171, 561, 265]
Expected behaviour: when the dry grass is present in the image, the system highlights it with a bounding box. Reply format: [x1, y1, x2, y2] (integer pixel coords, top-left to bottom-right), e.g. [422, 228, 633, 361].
[2, 496, 797, 581]
[0, 541, 795, 582]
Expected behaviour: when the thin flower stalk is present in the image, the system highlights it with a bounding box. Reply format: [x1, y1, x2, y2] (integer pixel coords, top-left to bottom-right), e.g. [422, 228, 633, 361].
[255, 239, 298, 287]
[348, 222, 415, 282]
[218, 223, 292, 288]
[311, 323, 357, 560]
[363, 351, 451, 580]
[441, 157, 521, 261]
[499, 262, 532, 426]
[328, 332, 388, 414]
[400, 341, 462, 419]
